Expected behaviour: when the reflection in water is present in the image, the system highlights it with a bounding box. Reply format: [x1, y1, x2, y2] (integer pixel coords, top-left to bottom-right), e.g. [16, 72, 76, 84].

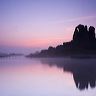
[40, 58, 96, 90]
[0, 57, 75, 96]
[1, 57, 96, 96]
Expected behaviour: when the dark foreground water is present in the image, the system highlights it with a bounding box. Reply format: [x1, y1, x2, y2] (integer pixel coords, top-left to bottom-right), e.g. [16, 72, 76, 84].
[0, 56, 96, 96]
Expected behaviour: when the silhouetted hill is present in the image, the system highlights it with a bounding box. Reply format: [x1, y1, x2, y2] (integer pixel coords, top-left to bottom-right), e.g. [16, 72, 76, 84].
[27, 24, 96, 57]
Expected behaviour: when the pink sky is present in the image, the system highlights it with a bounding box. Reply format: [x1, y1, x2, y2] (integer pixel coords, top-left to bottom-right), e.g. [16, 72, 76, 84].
[0, 0, 96, 53]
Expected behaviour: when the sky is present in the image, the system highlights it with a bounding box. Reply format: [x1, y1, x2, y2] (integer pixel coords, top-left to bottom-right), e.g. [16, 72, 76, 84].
[0, 0, 96, 53]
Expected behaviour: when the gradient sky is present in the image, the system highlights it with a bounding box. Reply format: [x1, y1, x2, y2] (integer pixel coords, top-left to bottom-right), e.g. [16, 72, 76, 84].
[0, 0, 96, 53]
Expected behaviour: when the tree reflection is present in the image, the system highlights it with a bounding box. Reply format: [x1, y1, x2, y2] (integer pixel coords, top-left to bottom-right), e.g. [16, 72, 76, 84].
[40, 58, 96, 90]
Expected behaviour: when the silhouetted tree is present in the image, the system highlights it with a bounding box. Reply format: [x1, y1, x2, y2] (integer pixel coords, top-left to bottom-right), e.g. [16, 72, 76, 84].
[89, 26, 95, 42]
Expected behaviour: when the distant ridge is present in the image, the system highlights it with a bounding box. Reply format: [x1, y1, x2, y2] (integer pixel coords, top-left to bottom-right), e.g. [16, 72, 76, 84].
[0, 53, 23, 58]
[27, 24, 96, 57]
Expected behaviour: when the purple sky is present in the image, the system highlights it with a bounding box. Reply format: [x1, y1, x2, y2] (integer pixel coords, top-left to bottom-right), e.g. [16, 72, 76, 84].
[0, 0, 96, 53]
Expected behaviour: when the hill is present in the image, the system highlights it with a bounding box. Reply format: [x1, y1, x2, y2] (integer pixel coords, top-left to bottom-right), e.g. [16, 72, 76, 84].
[27, 24, 96, 57]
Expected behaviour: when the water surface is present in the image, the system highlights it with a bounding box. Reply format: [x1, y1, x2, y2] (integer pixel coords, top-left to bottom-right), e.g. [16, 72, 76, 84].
[0, 56, 96, 96]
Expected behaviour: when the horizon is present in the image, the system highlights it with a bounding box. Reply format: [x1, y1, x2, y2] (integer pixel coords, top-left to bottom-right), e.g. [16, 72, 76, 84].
[0, 0, 96, 54]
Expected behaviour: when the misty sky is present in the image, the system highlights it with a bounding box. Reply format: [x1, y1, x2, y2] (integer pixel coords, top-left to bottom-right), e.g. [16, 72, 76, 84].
[0, 0, 96, 53]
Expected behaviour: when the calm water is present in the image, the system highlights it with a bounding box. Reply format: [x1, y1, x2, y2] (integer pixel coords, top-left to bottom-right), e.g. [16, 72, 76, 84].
[0, 56, 96, 96]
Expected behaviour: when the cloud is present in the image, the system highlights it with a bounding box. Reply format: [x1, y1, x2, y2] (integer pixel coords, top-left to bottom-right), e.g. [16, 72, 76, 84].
[65, 15, 96, 23]
[52, 15, 96, 24]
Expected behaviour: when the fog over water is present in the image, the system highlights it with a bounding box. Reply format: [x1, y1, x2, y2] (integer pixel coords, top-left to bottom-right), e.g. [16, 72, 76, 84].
[0, 46, 41, 54]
